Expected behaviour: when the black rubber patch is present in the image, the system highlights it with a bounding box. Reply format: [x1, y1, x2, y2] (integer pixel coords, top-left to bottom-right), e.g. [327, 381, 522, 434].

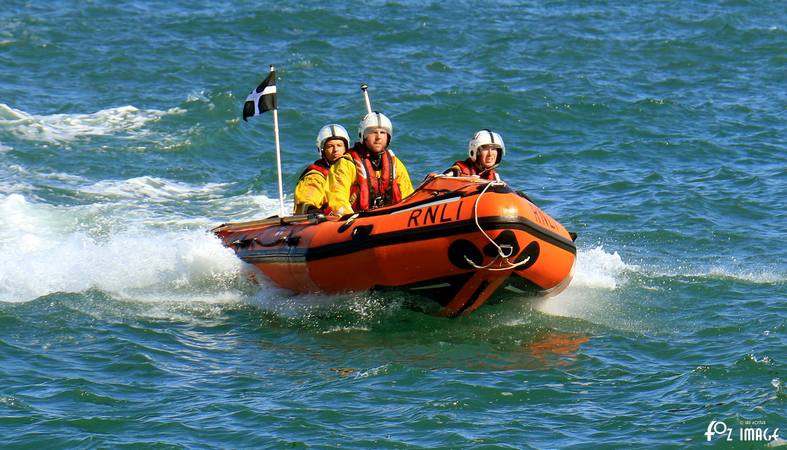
[352, 225, 374, 241]
[483, 229, 520, 258]
[448, 239, 483, 270]
[514, 241, 540, 271]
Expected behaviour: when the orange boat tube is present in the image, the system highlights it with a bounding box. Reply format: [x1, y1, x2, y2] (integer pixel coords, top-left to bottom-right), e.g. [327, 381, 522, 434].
[213, 176, 576, 317]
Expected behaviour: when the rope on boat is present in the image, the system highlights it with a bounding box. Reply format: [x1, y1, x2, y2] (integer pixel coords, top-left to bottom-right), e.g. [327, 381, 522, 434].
[464, 180, 532, 271]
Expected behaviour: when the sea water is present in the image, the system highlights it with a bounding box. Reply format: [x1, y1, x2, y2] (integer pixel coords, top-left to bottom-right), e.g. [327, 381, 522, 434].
[1, 1, 784, 448]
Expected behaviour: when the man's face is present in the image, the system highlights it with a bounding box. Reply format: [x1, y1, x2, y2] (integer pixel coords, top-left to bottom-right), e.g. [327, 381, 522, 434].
[477, 145, 499, 169]
[322, 138, 346, 164]
[364, 128, 388, 153]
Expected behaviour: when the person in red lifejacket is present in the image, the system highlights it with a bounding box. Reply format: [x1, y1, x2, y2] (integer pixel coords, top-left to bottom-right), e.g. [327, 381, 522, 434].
[444, 129, 505, 181]
[327, 111, 413, 215]
[293, 124, 350, 215]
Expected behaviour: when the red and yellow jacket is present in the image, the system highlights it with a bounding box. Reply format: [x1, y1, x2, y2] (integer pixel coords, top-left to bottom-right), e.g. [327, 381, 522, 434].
[293, 159, 331, 214]
[327, 143, 413, 215]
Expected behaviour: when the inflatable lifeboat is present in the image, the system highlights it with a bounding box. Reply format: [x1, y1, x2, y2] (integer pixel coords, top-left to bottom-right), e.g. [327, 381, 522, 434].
[213, 175, 576, 317]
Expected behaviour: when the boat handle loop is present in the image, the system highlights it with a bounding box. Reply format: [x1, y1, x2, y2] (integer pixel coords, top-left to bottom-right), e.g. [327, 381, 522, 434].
[463, 180, 532, 271]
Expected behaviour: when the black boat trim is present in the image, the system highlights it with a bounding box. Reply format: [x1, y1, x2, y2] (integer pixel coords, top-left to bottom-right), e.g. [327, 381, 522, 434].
[238, 215, 576, 263]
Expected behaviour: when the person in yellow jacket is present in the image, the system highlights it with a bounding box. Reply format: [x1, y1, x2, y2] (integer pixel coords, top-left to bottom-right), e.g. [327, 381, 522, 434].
[327, 112, 413, 215]
[293, 124, 350, 214]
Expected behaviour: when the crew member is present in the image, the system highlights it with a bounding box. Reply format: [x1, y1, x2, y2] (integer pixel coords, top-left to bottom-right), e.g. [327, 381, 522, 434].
[444, 129, 505, 181]
[293, 124, 350, 214]
[327, 112, 413, 215]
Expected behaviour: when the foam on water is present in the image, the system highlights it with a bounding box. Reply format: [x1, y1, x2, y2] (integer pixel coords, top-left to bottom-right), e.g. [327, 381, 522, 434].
[568, 245, 632, 290]
[534, 244, 786, 334]
[0, 166, 34, 195]
[645, 260, 786, 285]
[0, 193, 245, 303]
[536, 246, 640, 329]
[81, 176, 232, 202]
[79, 175, 292, 224]
[0, 103, 184, 143]
[703, 266, 785, 284]
[2, 163, 86, 199]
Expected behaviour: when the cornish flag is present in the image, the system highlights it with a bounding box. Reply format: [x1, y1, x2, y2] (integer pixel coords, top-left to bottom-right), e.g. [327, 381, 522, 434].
[243, 70, 277, 121]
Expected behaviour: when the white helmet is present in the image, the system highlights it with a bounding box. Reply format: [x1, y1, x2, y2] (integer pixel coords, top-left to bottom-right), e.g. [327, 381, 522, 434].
[468, 129, 505, 168]
[358, 111, 393, 142]
[315, 124, 350, 155]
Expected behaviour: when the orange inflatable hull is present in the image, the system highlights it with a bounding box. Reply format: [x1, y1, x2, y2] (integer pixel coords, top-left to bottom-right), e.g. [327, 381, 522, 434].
[213, 176, 576, 317]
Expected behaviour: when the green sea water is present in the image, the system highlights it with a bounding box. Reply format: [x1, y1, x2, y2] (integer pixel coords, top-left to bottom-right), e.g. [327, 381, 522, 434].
[1, 1, 785, 448]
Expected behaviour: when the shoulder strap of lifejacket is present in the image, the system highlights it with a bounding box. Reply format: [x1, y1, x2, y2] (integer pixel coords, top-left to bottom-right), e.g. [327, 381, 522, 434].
[386, 149, 402, 203]
[298, 158, 330, 180]
[349, 149, 370, 211]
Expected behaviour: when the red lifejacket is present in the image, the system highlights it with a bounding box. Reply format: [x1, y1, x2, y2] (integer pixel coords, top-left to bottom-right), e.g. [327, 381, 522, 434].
[448, 158, 499, 181]
[299, 158, 330, 180]
[349, 143, 403, 211]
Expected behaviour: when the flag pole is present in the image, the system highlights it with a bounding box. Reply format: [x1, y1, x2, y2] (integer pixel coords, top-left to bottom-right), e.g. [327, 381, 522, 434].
[271, 65, 285, 217]
[361, 84, 373, 115]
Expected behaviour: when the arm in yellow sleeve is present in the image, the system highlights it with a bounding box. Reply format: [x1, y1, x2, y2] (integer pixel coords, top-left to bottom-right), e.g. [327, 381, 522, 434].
[395, 158, 414, 198]
[327, 156, 356, 215]
[293, 170, 328, 214]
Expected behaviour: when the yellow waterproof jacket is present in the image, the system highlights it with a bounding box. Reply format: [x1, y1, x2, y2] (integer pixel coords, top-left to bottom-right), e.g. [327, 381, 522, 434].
[293, 160, 330, 214]
[327, 150, 414, 215]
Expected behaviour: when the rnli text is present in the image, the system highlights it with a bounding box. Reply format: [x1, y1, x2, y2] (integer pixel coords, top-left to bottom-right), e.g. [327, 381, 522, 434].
[407, 201, 463, 227]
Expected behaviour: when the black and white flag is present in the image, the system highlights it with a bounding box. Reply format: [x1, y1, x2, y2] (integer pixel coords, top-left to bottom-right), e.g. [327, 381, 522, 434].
[242, 70, 277, 121]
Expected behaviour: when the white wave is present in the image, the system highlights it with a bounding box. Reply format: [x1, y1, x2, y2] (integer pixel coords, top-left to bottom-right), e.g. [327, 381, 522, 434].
[210, 193, 294, 223]
[569, 246, 633, 290]
[0, 193, 246, 303]
[0, 103, 185, 143]
[6, 163, 86, 184]
[536, 246, 644, 331]
[0, 194, 63, 244]
[80, 176, 231, 202]
[77, 176, 291, 224]
[644, 262, 785, 285]
[0, 172, 33, 195]
[704, 266, 785, 284]
[185, 90, 211, 103]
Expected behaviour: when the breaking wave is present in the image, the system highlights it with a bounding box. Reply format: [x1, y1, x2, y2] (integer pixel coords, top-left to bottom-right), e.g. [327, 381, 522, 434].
[0, 192, 250, 303]
[0, 103, 184, 143]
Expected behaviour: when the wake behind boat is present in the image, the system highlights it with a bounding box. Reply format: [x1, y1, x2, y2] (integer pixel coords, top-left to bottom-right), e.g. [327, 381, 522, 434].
[213, 175, 576, 316]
